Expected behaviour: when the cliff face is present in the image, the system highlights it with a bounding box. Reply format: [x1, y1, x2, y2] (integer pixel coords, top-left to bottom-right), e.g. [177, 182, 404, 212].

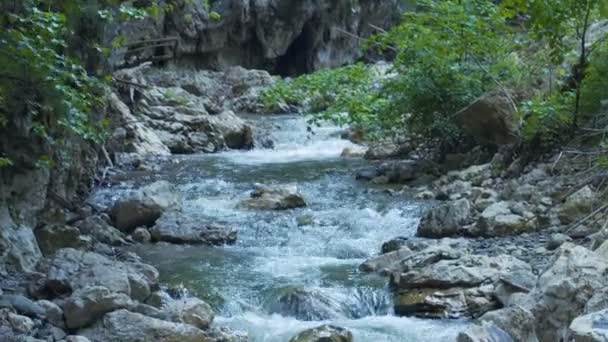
[110, 0, 401, 75]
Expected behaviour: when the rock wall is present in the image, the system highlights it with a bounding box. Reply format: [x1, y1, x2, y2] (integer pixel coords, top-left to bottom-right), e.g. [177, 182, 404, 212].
[110, 0, 402, 75]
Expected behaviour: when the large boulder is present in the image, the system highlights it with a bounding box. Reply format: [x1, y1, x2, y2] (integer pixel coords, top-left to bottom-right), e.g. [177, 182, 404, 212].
[150, 212, 237, 245]
[0, 206, 42, 273]
[163, 297, 215, 330]
[478, 306, 538, 342]
[474, 201, 537, 237]
[457, 321, 515, 342]
[80, 309, 209, 342]
[417, 199, 472, 238]
[43, 248, 158, 302]
[240, 184, 307, 210]
[455, 92, 519, 145]
[289, 325, 353, 342]
[568, 309, 608, 342]
[34, 224, 83, 256]
[63, 286, 133, 329]
[75, 215, 126, 246]
[559, 185, 597, 224]
[110, 181, 181, 232]
[392, 254, 533, 318]
[525, 243, 608, 342]
[136, 86, 253, 153]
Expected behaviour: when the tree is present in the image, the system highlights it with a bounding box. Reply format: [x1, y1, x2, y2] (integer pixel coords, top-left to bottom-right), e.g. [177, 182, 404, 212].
[501, 0, 608, 128]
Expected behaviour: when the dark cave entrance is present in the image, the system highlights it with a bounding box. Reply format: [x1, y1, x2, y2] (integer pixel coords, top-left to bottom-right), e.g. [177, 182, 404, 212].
[274, 20, 321, 77]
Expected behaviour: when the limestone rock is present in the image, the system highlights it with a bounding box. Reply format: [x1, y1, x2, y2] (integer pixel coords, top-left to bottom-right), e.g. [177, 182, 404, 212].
[479, 306, 538, 342]
[75, 216, 126, 246]
[110, 181, 181, 232]
[240, 183, 306, 210]
[34, 225, 82, 256]
[568, 309, 608, 342]
[559, 185, 597, 224]
[289, 324, 353, 342]
[457, 321, 515, 342]
[43, 248, 158, 301]
[526, 243, 608, 342]
[150, 212, 237, 245]
[132, 227, 151, 243]
[163, 297, 214, 330]
[455, 92, 519, 145]
[417, 199, 472, 238]
[63, 286, 133, 329]
[80, 309, 208, 342]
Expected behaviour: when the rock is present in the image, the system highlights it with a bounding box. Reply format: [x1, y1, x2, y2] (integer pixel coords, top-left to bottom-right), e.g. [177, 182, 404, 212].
[526, 243, 608, 342]
[391, 254, 533, 318]
[65, 336, 92, 342]
[0, 206, 42, 273]
[43, 248, 158, 301]
[264, 287, 346, 321]
[457, 321, 515, 342]
[355, 167, 378, 181]
[150, 212, 237, 245]
[340, 146, 367, 158]
[80, 309, 208, 342]
[376, 160, 428, 183]
[475, 201, 536, 237]
[559, 185, 597, 224]
[447, 164, 492, 182]
[479, 306, 538, 342]
[7, 312, 35, 334]
[34, 225, 82, 256]
[394, 286, 497, 319]
[163, 297, 214, 329]
[359, 247, 413, 274]
[381, 237, 409, 254]
[75, 216, 126, 246]
[240, 183, 306, 210]
[289, 325, 353, 342]
[0, 295, 45, 318]
[133, 85, 254, 153]
[364, 142, 411, 160]
[417, 199, 472, 238]
[414, 190, 435, 200]
[63, 286, 134, 329]
[36, 300, 64, 328]
[546, 233, 572, 250]
[110, 181, 181, 232]
[455, 92, 519, 145]
[108, 93, 171, 157]
[132, 228, 151, 243]
[568, 309, 608, 342]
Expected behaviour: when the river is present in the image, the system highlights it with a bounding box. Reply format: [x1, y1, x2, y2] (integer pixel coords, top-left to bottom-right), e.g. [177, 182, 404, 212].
[92, 114, 466, 341]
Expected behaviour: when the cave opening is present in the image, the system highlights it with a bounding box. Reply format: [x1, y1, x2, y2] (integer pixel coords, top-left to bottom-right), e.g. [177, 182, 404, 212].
[274, 19, 320, 77]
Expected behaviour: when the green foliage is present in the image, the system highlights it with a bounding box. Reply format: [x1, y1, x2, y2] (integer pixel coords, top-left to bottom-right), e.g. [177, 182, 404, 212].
[581, 40, 608, 116]
[264, 0, 519, 145]
[501, 0, 605, 64]
[261, 64, 391, 136]
[520, 92, 576, 145]
[0, 6, 108, 145]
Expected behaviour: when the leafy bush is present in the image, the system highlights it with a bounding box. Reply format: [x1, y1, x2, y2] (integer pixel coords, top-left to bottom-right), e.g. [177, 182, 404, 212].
[0, 6, 108, 144]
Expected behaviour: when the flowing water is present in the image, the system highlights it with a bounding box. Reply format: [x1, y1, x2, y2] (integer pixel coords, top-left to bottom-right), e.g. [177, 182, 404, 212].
[92, 115, 466, 341]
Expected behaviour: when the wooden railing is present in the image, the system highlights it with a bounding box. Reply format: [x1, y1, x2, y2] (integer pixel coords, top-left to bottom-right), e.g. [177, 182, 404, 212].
[118, 36, 180, 68]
